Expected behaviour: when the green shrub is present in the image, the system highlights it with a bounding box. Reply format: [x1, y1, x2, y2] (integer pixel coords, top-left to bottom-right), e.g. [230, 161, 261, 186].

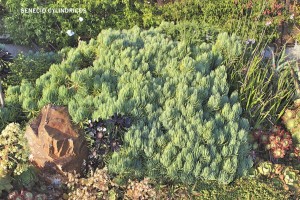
[3, 51, 62, 88]
[0, 51, 61, 129]
[0, 104, 22, 130]
[0, 49, 9, 107]
[0, 176, 12, 197]
[1, 0, 290, 49]
[4, 25, 253, 184]
[2, 0, 149, 49]
[0, 123, 29, 177]
[196, 0, 287, 41]
[157, 20, 221, 46]
[0, 123, 32, 195]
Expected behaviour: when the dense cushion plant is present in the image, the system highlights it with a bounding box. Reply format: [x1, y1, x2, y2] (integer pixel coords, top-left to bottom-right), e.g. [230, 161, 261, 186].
[3, 25, 253, 184]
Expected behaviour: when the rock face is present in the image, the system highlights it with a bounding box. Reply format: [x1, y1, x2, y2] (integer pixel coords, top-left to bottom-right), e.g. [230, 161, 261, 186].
[25, 104, 88, 173]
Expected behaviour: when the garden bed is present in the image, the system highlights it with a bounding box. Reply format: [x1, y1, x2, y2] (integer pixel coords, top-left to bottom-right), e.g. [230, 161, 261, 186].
[1, 0, 300, 199]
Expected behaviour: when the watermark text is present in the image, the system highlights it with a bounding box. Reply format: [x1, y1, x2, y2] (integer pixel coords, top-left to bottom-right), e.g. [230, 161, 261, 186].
[20, 8, 87, 14]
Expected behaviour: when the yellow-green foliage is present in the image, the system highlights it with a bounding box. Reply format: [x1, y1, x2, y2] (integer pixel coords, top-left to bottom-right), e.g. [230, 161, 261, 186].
[193, 177, 292, 200]
[4, 25, 252, 184]
[0, 123, 29, 195]
[0, 123, 29, 177]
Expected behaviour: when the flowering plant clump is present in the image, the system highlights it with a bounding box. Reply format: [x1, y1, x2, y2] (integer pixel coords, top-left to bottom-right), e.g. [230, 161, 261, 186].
[251, 126, 299, 160]
[0, 123, 29, 177]
[0, 123, 36, 196]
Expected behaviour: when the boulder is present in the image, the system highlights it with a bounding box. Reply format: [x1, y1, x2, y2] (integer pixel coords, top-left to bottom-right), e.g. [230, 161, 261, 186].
[25, 104, 88, 174]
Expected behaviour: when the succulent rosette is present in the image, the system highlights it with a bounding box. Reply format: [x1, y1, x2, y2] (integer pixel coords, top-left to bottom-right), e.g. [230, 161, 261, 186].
[251, 125, 297, 160]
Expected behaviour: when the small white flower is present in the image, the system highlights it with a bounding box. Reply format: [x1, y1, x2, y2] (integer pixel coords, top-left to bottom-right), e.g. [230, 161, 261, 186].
[290, 14, 294, 20]
[79, 17, 84, 22]
[66, 30, 75, 36]
[265, 21, 272, 26]
[102, 127, 107, 132]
